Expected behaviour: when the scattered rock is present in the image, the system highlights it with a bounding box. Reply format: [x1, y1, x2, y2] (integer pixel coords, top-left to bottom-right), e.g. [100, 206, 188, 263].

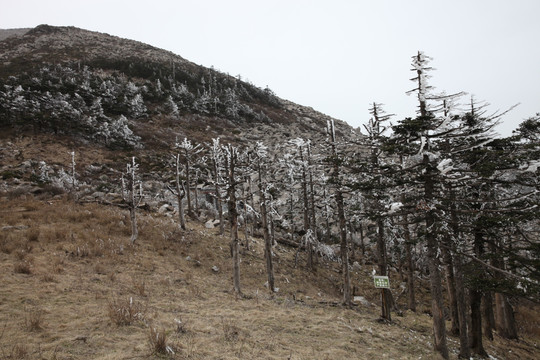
[91, 191, 105, 199]
[158, 204, 173, 214]
[353, 296, 371, 307]
[211, 265, 219, 273]
[205, 220, 215, 229]
[2, 225, 29, 231]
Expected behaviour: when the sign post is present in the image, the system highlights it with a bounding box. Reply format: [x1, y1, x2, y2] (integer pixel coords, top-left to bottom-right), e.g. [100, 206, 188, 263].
[373, 276, 391, 321]
[373, 276, 390, 289]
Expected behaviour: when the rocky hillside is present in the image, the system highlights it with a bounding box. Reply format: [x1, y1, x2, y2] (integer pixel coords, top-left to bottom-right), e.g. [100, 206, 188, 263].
[0, 24, 359, 212]
[0, 24, 354, 148]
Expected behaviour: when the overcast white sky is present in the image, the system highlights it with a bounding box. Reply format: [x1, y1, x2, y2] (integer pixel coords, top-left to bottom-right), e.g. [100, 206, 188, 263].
[1, 0, 539, 136]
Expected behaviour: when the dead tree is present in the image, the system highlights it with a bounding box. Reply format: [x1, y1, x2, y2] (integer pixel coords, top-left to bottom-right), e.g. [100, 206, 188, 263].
[122, 157, 144, 244]
[224, 144, 244, 296]
[176, 137, 203, 218]
[209, 138, 226, 235]
[252, 141, 276, 292]
[167, 153, 187, 230]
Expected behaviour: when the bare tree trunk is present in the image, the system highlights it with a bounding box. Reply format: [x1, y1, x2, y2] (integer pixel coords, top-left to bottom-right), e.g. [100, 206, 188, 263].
[129, 206, 138, 244]
[483, 292, 495, 341]
[337, 189, 351, 306]
[123, 158, 142, 245]
[184, 154, 193, 218]
[258, 165, 275, 292]
[194, 173, 199, 217]
[442, 239, 459, 335]
[377, 219, 391, 321]
[359, 222, 365, 258]
[307, 142, 317, 239]
[299, 147, 313, 270]
[177, 193, 186, 230]
[492, 237, 518, 340]
[470, 231, 488, 357]
[403, 218, 416, 312]
[454, 254, 470, 359]
[174, 155, 186, 230]
[495, 293, 518, 339]
[213, 158, 224, 235]
[242, 182, 249, 250]
[328, 120, 351, 307]
[470, 288, 487, 357]
[226, 148, 241, 295]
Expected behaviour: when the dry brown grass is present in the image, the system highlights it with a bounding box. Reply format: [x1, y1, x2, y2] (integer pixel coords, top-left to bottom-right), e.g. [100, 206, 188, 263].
[107, 296, 147, 326]
[148, 326, 173, 356]
[0, 193, 538, 359]
[13, 260, 32, 274]
[23, 307, 44, 332]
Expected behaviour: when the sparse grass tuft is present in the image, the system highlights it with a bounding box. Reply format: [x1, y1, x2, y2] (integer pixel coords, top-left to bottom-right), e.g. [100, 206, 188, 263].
[14, 260, 32, 274]
[221, 318, 241, 343]
[26, 228, 40, 242]
[107, 297, 146, 326]
[40, 273, 56, 283]
[148, 326, 174, 356]
[8, 344, 29, 359]
[24, 307, 44, 332]
[132, 277, 146, 297]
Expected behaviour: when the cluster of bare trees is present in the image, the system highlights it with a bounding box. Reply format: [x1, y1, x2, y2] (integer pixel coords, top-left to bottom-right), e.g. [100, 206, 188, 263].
[118, 52, 538, 360]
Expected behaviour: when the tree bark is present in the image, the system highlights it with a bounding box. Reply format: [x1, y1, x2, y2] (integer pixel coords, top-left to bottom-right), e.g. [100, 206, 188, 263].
[259, 165, 275, 293]
[337, 189, 351, 306]
[470, 231, 487, 357]
[299, 147, 313, 270]
[483, 292, 495, 341]
[495, 293, 518, 339]
[377, 219, 391, 321]
[442, 239, 459, 335]
[454, 254, 470, 359]
[470, 288, 487, 357]
[212, 157, 224, 235]
[175, 155, 186, 230]
[449, 188, 470, 358]
[491, 238, 518, 340]
[329, 120, 351, 307]
[129, 206, 138, 244]
[403, 219, 416, 312]
[184, 151, 193, 217]
[227, 148, 241, 295]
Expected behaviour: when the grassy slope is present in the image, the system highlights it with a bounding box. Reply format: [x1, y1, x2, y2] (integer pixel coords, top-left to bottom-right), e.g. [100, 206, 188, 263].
[1, 195, 539, 360]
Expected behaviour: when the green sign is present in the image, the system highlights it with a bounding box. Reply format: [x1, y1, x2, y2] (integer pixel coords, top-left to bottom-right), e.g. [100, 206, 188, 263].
[373, 276, 390, 289]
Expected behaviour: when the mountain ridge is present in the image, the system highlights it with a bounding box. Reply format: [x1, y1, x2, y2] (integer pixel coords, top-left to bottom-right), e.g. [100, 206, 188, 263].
[0, 24, 354, 142]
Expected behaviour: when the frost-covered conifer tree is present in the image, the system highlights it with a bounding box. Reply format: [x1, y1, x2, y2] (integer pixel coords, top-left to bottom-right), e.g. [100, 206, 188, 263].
[361, 102, 395, 320]
[390, 51, 452, 359]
